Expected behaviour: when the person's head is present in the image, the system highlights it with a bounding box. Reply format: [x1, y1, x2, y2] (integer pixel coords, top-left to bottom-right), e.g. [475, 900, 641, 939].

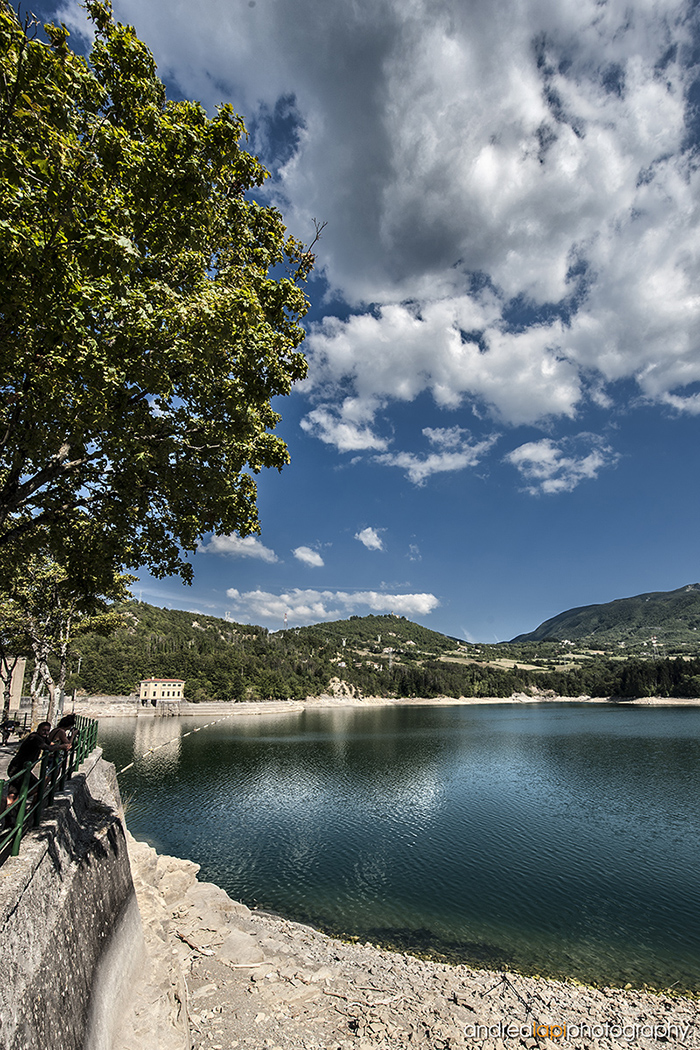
[37, 721, 51, 738]
[5, 784, 19, 804]
[57, 715, 76, 729]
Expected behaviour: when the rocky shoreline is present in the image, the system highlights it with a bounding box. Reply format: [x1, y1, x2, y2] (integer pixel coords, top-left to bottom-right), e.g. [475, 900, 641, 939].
[120, 835, 699, 1050]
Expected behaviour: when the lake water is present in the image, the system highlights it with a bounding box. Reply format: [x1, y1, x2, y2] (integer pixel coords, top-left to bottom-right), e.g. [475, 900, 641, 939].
[98, 702, 700, 992]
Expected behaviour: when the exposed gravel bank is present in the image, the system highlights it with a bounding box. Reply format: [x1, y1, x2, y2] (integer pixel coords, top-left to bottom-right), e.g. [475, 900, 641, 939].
[69, 693, 700, 721]
[119, 835, 699, 1050]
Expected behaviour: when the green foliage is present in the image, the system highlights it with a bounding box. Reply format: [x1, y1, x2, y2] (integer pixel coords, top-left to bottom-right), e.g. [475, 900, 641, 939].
[72, 601, 332, 699]
[2, 551, 131, 717]
[0, 1, 311, 583]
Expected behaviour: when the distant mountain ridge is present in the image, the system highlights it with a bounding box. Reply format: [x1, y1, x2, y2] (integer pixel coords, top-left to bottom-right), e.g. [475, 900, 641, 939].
[511, 584, 700, 647]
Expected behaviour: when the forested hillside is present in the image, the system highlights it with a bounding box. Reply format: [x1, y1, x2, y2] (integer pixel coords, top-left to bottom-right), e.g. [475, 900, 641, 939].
[66, 602, 700, 701]
[71, 604, 469, 700]
[512, 583, 700, 647]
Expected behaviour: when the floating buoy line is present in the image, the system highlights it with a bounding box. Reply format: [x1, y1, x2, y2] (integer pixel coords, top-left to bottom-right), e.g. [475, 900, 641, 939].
[117, 715, 235, 775]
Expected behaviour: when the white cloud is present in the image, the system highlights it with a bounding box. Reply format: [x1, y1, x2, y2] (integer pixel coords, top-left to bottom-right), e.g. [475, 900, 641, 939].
[293, 546, 325, 567]
[423, 427, 471, 450]
[375, 426, 499, 484]
[299, 402, 388, 451]
[504, 436, 619, 494]
[355, 527, 385, 551]
[199, 534, 279, 563]
[224, 586, 439, 625]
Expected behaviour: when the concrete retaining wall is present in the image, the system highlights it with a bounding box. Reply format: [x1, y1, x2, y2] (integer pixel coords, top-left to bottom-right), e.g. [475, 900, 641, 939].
[0, 751, 144, 1050]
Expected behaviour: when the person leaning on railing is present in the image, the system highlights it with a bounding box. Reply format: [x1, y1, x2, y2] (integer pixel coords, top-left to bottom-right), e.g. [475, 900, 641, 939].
[49, 715, 76, 750]
[6, 722, 69, 795]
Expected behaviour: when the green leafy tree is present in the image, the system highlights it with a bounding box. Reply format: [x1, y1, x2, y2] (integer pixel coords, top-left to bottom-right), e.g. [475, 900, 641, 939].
[0, 1, 312, 583]
[5, 552, 132, 723]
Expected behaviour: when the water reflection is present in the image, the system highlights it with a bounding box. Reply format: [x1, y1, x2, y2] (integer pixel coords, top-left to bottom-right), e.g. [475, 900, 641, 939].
[132, 717, 183, 773]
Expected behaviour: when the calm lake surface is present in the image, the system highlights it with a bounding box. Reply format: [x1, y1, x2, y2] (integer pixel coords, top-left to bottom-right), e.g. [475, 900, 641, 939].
[98, 702, 700, 991]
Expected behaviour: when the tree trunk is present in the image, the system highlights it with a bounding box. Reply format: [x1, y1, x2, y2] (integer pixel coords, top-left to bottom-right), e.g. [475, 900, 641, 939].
[29, 662, 43, 728]
[55, 639, 69, 721]
[1, 676, 11, 721]
[44, 671, 56, 723]
[29, 622, 57, 723]
[1, 655, 19, 721]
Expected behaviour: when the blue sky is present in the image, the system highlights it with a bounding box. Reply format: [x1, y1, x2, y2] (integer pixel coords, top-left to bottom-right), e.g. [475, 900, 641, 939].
[38, 0, 700, 640]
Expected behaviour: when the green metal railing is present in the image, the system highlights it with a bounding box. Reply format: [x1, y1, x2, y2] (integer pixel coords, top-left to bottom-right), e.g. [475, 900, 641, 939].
[0, 716, 99, 867]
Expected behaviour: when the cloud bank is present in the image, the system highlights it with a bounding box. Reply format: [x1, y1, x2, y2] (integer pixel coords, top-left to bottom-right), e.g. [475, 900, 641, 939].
[59, 0, 700, 492]
[225, 587, 440, 625]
